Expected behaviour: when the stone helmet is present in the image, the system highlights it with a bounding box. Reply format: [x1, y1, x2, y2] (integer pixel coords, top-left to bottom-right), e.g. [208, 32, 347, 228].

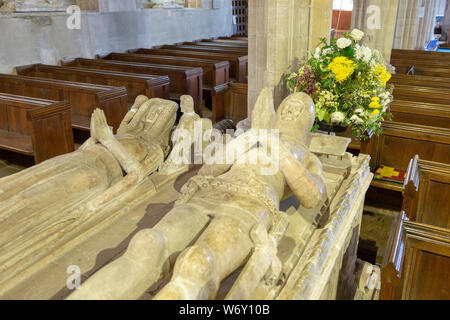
[273, 92, 316, 145]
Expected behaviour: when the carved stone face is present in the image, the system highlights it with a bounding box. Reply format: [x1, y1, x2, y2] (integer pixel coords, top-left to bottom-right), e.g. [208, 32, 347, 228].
[180, 95, 194, 114]
[273, 92, 315, 143]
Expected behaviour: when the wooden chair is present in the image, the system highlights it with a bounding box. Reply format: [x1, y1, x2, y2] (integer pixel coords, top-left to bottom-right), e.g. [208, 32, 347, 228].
[0, 93, 74, 163]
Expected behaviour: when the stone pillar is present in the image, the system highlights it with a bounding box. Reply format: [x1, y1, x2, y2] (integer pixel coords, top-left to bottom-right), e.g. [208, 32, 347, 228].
[351, 0, 399, 61]
[444, 0, 450, 41]
[393, 0, 442, 50]
[393, 0, 420, 50]
[247, 0, 332, 116]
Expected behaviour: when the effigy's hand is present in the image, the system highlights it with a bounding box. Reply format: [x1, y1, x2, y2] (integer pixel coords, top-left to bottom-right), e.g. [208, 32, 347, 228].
[118, 95, 149, 133]
[91, 109, 114, 145]
[118, 98, 153, 135]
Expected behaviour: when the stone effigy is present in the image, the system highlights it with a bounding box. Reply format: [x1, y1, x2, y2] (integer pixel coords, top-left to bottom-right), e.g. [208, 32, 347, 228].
[0, 89, 374, 300]
[0, 95, 211, 298]
[68, 89, 374, 300]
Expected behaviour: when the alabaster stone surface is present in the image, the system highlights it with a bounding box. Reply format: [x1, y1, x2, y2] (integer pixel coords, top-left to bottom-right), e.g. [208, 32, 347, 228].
[0, 89, 373, 301]
[0, 95, 211, 297]
[68, 89, 351, 301]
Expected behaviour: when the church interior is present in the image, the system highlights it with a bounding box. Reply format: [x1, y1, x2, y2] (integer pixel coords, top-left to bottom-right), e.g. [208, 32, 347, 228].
[0, 0, 448, 301]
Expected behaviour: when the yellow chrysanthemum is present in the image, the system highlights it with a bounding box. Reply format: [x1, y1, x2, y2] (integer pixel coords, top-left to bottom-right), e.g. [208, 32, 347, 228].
[372, 109, 380, 116]
[372, 64, 392, 85]
[328, 57, 356, 83]
[369, 97, 381, 109]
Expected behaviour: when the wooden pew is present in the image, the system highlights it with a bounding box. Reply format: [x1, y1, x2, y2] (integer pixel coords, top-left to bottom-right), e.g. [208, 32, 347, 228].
[394, 64, 450, 78]
[61, 57, 203, 116]
[364, 121, 450, 192]
[402, 156, 450, 229]
[390, 100, 450, 129]
[393, 85, 450, 105]
[16, 64, 170, 104]
[0, 93, 74, 163]
[185, 41, 248, 49]
[162, 45, 248, 56]
[221, 36, 248, 41]
[0, 74, 128, 132]
[382, 214, 450, 300]
[102, 52, 231, 119]
[205, 39, 248, 46]
[391, 58, 450, 69]
[101, 53, 229, 88]
[381, 157, 450, 300]
[400, 221, 450, 300]
[391, 74, 450, 89]
[129, 48, 248, 83]
[212, 82, 248, 124]
[391, 49, 450, 60]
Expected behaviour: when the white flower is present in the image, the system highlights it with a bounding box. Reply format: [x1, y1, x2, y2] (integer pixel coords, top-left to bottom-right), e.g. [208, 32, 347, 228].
[350, 29, 364, 41]
[355, 45, 372, 63]
[355, 108, 364, 115]
[337, 38, 352, 49]
[331, 112, 346, 124]
[314, 47, 321, 59]
[350, 115, 364, 125]
[322, 48, 334, 56]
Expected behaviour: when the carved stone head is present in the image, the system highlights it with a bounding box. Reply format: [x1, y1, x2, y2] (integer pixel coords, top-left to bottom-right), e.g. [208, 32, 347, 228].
[180, 95, 195, 114]
[273, 92, 315, 145]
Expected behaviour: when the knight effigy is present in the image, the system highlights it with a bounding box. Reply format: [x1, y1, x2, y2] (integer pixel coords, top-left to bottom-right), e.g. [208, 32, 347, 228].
[0, 89, 376, 300]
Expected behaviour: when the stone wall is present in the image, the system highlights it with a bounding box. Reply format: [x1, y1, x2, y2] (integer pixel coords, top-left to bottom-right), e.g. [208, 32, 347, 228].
[0, 0, 233, 73]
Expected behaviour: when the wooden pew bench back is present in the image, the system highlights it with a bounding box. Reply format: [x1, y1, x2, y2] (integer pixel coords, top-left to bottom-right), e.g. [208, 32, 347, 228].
[390, 100, 450, 129]
[103, 53, 230, 87]
[16, 64, 170, 104]
[0, 74, 128, 132]
[130, 48, 248, 83]
[61, 58, 203, 116]
[393, 84, 450, 105]
[367, 121, 450, 172]
[403, 157, 450, 229]
[0, 93, 74, 163]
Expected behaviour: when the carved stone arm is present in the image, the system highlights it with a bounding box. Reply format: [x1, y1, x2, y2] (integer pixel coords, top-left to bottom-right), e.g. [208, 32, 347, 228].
[280, 149, 327, 209]
[198, 130, 259, 177]
[91, 109, 143, 175]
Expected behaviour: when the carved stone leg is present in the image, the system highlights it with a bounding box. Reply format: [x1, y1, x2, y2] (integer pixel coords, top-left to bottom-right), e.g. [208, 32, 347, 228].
[68, 204, 211, 300]
[154, 215, 255, 300]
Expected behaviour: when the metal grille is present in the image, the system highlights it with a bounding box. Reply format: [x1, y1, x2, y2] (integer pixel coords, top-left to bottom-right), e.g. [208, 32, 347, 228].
[232, 0, 248, 36]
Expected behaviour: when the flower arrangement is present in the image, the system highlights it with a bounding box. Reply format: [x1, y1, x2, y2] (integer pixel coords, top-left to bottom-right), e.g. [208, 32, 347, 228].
[286, 29, 394, 139]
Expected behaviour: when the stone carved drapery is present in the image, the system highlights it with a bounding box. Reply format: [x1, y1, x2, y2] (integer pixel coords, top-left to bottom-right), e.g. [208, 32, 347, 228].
[393, 0, 443, 50]
[351, 0, 399, 61]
